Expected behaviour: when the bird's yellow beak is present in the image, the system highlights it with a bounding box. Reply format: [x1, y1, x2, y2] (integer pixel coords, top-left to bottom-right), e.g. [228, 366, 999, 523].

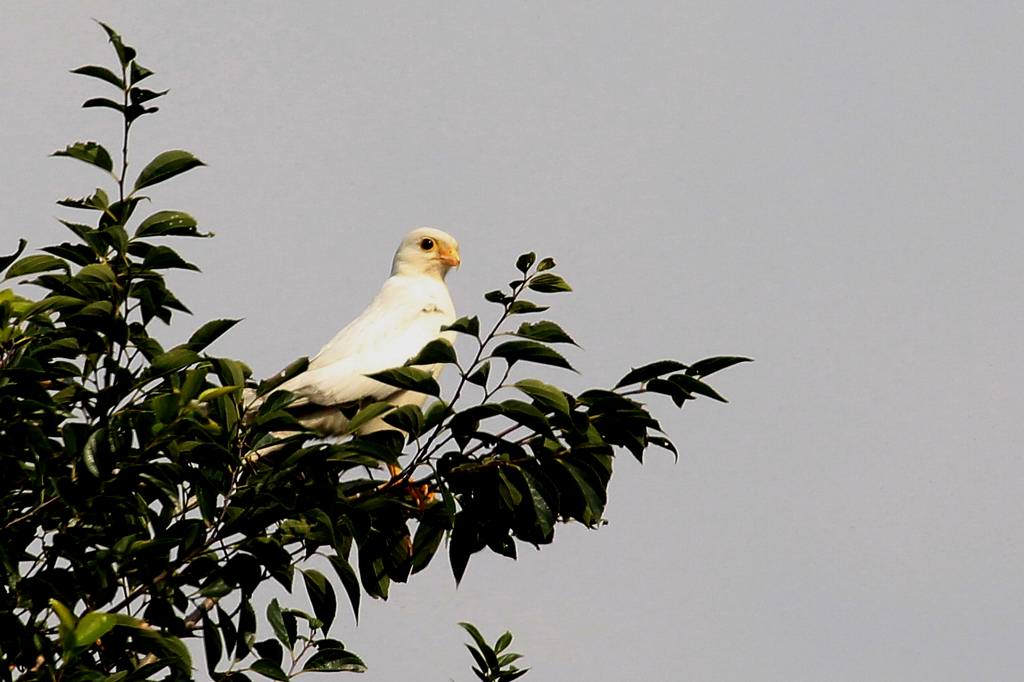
[441, 247, 461, 268]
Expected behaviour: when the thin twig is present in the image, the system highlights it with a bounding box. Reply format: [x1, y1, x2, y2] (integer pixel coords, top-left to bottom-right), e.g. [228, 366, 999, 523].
[1, 497, 58, 532]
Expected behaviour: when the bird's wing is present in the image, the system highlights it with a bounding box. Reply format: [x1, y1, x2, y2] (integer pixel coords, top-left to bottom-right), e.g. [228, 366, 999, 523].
[277, 275, 454, 408]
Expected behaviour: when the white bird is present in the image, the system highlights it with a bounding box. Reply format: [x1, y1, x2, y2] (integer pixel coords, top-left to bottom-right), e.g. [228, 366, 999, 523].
[248, 227, 460, 438]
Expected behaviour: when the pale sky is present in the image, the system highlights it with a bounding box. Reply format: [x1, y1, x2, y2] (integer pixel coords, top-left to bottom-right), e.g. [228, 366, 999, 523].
[3, 3, 1023, 680]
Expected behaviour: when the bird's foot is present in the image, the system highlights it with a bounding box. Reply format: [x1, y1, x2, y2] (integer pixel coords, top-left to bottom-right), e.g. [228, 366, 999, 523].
[385, 462, 436, 509]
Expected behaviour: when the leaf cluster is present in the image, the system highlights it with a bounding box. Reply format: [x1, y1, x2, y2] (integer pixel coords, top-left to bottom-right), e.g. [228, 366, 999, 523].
[0, 23, 748, 682]
[459, 623, 527, 682]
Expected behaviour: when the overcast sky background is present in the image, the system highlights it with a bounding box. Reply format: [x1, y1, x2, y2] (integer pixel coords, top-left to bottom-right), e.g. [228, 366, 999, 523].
[3, 3, 1023, 680]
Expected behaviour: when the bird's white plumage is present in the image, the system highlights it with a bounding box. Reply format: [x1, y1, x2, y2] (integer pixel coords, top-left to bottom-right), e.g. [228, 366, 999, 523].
[255, 227, 460, 436]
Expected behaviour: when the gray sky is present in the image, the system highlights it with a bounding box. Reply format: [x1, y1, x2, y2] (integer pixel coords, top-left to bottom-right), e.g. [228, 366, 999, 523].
[3, 2, 1023, 680]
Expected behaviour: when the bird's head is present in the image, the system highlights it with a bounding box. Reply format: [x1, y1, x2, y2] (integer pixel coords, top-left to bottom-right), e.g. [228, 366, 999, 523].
[391, 227, 461, 279]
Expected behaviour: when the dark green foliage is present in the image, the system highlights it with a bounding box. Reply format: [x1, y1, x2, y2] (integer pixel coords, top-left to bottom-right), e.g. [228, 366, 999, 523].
[366, 366, 441, 396]
[0, 24, 746, 682]
[459, 623, 529, 682]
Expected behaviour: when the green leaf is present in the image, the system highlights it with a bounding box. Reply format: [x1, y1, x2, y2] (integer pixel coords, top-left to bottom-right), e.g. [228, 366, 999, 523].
[614, 360, 688, 388]
[130, 61, 154, 84]
[124, 629, 191, 676]
[21, 295, 84, 318]
[58, 221, 99, 250]
[77, 263, 116, 283]
[327, 554, 361, 622]
[243, 539, 293, 590]
[645, 378, 690, 407]
[510, 468, 555, 542]
[57, 188, 110, 211]
[136, 210, 206, 238]
[141, 244, 200, 271]
[126, 102, 159, 123]
[344, 401, 394, 434]
[150, 347, 200, 373]
[303, 649, 368, 673]
[536, 257, 556, 271]
[149, 391, 178, 421]
[133, 150, 205, 191]
[366, 366, 440, 396]
[0, 239, 27, 273]
[495, 631, 513, 654]
[197, 385, 240, 402]
[52, 141, 114, 173]
[553, 459, 605, 525]
[254, 639, 284, 667]
[82, 97, 125, 113]
[156, 634, 193, 674]
[202, 613, 222, 673]
[405, 338, 457, 366]
[50, 598, 76, 649]
[467, 646, 489, 677]
[213, 357, 248, 389]
[687, 355, 752, 377]
[527, 273, 572, 293]
[499, 400, 553, 437]
[516, 252, 536, 272]
[411, 517, 445, 575]
[466, 361, 491, 387]
[83, 427, 106, 478]
[513, 379, 570, 415]
[435, 471, 458, 522]
[357, 537, 392, 599]
[461, 623, 499, 670]
[648, 435, 678, 458]
[187, 318, 240, 352]
[250, 659, 289, 682]
[669, 373, 727, 402]
[96, 21, 136, 67]
[449, 404, 503, 446]
[443, 315, 480, 336]
[101, 201, 141, 231]
[76, 300, 115, 318]
[70, 64, 124, 88]
[449, 514, 480, 585]
[301, 569, 337, 632]
[514, 320, 576, 345]
[42, 243, 95, 267]
[507, 300, 549, 315]
[6, 254, 69, 279]
[497, 652, 523, 666]
[216, 606, 238, 661]
[266, 598, 291, 648]
[382, 404, 424, 436]
[424, 399, 449, 430]
[130, 87, 168, 104]
[497, 469, 524, 510]
[257, 356, 309, 395]
[459, 622, 490, 655]
[236, 600, 256, 660]
[492, 340, 574, 371]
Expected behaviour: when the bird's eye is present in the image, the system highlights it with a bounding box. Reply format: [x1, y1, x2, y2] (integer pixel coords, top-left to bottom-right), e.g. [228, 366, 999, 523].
[420, 238, 435, 250]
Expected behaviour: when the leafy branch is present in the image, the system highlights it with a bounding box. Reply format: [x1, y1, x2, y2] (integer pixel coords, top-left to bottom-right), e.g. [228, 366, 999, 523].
[460, 623, 528, 682]
[0, 22, 748, 682]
